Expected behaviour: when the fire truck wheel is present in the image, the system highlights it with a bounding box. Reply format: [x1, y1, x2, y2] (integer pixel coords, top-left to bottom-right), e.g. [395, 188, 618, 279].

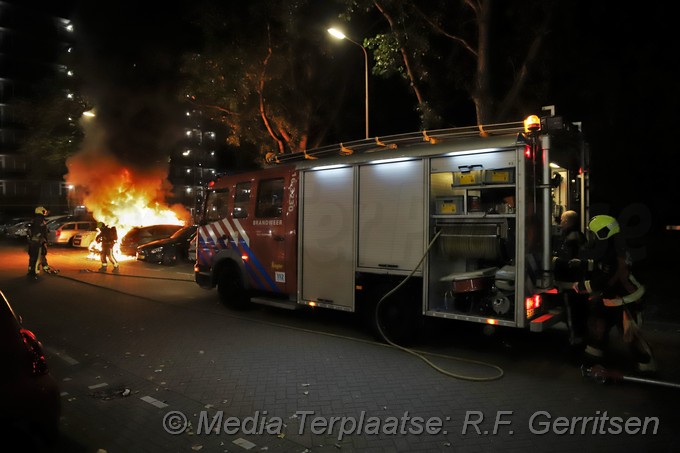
[217, 264, 250, 310]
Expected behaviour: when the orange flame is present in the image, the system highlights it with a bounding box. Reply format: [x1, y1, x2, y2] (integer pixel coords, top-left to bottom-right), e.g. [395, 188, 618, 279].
[67, 151, 189, 230]
[66, 146, 191, 261]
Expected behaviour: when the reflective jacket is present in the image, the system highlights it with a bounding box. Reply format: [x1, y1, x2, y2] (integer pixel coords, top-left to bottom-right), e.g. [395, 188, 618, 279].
[572, 239, 644, 307]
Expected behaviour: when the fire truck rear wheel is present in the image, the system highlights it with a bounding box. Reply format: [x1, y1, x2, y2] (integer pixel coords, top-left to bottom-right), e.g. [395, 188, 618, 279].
[217, 264, 250, 310]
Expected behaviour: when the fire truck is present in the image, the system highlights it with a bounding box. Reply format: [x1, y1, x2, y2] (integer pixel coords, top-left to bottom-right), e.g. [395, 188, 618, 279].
[195, 108, 589, 342]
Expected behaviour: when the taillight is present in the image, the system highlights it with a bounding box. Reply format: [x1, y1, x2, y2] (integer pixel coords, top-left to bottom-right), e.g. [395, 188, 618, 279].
[55, 229, 61, 238]
[20, 328, 49, 376]
[525, 294, 543, 318]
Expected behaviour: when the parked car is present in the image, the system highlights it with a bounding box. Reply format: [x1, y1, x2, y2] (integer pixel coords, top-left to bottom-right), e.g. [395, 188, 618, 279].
[0, 217, 31, 237]
[44, 215, 70, 228]
[119, 224, 183, 256]
[0, 289, 61, 445]
[6, 220, 32, 240]
[72, 230, 99, 248]
[47, 220, 98, 246]
[137, 225, 197, 265]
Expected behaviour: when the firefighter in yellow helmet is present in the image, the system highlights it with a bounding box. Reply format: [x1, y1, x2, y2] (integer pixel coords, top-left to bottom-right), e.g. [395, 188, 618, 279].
[95, 222, 119, 272]
[570, 214, 655, 372]
[27, 206, 52, 278]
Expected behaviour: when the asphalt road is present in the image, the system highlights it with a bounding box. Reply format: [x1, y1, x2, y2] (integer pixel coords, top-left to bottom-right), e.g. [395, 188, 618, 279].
[1, 239, 679, 453]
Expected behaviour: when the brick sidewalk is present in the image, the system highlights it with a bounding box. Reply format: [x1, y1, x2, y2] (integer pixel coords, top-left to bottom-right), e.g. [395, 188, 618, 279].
[1, 242, 678, 453]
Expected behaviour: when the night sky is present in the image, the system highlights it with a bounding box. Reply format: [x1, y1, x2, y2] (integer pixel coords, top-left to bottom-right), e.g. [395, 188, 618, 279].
[42, 1, 680, 240]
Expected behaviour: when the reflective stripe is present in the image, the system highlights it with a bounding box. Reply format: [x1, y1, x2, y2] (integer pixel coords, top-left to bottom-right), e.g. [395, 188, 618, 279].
[585, 345, 604, 357]
[232, 219, 249, 246]
[584, 280, 593, 293]
[622, 275, 645, 303]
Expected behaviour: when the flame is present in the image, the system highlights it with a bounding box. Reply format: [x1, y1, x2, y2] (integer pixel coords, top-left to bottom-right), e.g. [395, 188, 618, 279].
[65, 146, 191, 262]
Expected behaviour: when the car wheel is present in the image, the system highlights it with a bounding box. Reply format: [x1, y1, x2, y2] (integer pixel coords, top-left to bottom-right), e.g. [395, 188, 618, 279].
[162, 251, 176, 266]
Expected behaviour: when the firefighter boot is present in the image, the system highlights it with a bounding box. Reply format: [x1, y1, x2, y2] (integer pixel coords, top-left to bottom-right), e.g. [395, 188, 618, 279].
[112, 265, 120, 273]
[637, 357, 657, 374]
[632, 342, 657, 374]
[98, 264, 107, 272]
[583, 345, 605, 367]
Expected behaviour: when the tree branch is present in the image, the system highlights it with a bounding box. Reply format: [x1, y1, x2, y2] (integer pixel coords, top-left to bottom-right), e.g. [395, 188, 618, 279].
[496, 9, 554, 121]
[373, 0, 425, 106]
[413, 4, 477, 58]
[258, 25, 286, 155]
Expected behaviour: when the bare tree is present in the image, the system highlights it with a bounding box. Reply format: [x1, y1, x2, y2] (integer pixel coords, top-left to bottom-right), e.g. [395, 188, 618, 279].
[343, 0, 557, 128]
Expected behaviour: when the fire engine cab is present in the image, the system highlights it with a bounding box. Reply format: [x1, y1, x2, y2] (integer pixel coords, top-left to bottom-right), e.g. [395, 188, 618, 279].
[195, 108, 589, 342]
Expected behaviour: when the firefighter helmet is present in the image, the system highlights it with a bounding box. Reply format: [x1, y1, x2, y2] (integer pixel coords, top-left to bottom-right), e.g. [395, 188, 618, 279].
[34, 206, 48, 216]
[588, 215, 620, 240]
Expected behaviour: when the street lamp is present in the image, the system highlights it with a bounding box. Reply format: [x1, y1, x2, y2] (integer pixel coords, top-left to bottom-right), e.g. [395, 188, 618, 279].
[328, 27, 369, 139]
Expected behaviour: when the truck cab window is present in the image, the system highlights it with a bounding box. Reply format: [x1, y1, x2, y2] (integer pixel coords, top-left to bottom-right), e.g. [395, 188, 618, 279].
[233, 182, 251, 218]
[205, 189, 230, 222]
[255, 178, 284, 218]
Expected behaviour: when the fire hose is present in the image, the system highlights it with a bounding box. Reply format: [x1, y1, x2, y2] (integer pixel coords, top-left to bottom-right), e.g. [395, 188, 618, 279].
[581, 364, 680, 389]
[374, 229, 505, 382]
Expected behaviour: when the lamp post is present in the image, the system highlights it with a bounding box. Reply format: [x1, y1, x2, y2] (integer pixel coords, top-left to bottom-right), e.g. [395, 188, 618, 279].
[328, 27, 369, 139]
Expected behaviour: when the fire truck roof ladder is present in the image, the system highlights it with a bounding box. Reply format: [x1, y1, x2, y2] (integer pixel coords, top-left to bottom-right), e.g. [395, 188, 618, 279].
[266, 120, 525, 164]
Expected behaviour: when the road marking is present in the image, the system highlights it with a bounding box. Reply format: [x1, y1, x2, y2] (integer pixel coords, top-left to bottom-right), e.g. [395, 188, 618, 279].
[140, 395, 169, 408]
[88, 383, 109, 390]
[233, 438, 256, 450]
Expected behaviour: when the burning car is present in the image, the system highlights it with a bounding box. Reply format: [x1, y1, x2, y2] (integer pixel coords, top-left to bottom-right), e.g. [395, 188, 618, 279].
[119, 224, 183, 257]
[136, 225, 197, 265]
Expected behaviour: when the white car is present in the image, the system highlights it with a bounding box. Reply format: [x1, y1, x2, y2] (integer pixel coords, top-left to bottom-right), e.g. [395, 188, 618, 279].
[72, 230, 98, 248]
[47, 220, 97, 246]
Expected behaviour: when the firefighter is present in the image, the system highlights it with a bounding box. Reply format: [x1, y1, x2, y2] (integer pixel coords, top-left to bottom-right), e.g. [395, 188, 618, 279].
[96, 222, 119, 272]
[571, 214, 655, 372]
[552, 210, 588, 345]
[27, 206, 52, 278]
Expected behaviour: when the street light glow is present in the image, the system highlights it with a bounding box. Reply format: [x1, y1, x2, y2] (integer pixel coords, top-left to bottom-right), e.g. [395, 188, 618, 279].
[327, 28, 346, 40]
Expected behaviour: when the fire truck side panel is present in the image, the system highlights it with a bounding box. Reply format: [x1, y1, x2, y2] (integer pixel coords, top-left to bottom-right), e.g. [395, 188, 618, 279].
[426, 147, 524, 326]
[299, 167, 355, 310]
[357, 160, 426, 272]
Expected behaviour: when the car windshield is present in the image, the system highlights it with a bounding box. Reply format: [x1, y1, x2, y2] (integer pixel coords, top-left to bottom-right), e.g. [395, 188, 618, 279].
[170, 226, 195, 239]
